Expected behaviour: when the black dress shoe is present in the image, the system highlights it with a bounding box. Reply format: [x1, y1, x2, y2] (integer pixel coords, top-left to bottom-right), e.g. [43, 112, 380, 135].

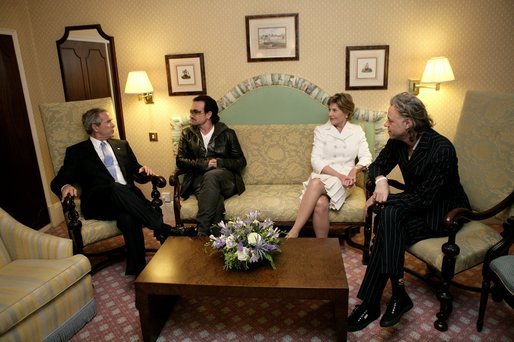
[154, 224, 173, 244]
[168, 225, 198, 237]
[380, 292, 413, 327]
[348, 304, 380, 332]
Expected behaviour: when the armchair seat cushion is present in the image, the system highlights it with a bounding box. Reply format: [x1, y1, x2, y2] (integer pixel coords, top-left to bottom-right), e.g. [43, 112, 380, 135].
[490, 255, 514, 295]
[0, 254, 91, 334]
[407, 221, 502, 274]
[178, 184, 366, 224]
[80, 219, 120, 246]
[73, 200, 121, 246]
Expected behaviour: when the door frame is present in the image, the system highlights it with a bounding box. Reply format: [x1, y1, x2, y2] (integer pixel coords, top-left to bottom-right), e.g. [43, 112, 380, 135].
[0, 28, 53, 230]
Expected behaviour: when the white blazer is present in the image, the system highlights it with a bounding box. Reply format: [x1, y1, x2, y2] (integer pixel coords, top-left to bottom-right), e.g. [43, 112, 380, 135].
[311, 121, 372, 175]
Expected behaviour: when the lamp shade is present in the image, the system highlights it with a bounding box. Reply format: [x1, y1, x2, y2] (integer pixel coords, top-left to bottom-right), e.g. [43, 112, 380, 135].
[124, 71, 153, 94]
[420, 57, 455, 83]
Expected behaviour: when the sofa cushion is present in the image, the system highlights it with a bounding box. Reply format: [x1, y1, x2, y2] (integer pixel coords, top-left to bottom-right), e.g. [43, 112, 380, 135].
[407, 221, 502, 274]
[178, 184, 366, 225]
[0, 254, 91, 334]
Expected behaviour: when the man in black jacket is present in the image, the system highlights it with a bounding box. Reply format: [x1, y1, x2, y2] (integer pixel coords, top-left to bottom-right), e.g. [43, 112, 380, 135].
[51, 108, 171, 276]
[176, 95, 247, 236]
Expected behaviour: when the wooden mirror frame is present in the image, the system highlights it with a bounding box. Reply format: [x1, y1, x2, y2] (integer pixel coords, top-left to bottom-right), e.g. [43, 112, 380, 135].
[56, 24, 125, 138]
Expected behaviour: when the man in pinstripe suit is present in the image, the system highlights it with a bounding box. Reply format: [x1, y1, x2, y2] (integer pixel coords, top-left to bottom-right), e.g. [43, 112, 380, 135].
[347, 93, 470, 331]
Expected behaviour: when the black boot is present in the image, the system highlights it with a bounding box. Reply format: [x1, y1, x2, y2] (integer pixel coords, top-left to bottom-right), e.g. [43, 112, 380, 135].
[380, 278, 413, 327]
[348, 303, 380, 332]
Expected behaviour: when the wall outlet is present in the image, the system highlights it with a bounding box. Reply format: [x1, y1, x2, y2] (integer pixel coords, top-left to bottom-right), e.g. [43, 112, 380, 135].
[162, 191, 171, 203]
[149, 132, 158, 141]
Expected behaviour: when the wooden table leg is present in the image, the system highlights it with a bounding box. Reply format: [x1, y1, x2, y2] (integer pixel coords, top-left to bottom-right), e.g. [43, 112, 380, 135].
[135, 290, 177, 342]
[333, 298, 348, 342]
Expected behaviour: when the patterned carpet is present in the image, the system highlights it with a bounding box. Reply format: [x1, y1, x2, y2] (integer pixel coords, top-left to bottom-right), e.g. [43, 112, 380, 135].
[46, 225, 514, 341]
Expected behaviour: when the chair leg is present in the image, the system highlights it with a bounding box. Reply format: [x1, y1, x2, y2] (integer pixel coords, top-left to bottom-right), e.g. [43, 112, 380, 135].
[344, 225, 364, 250]
[434, 280, 453, 331]
[434, 240, 460, 331]
[477, 277, 491, 332]
[362, 208, 375, 265]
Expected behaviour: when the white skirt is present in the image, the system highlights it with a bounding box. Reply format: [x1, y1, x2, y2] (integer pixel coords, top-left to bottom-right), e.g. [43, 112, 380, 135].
[300, 173, 354, 210]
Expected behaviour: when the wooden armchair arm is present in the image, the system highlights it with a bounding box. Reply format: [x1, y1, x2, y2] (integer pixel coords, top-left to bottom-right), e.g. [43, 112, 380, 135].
[169, 169, 187, 226]
[365, 177, 405, 194]
[440, 190, 514, 255]
[62, 194, 84, 254]
[444, 191, 514, 229]
[362, 177, 405, 264]
[133, 173, 167, 209]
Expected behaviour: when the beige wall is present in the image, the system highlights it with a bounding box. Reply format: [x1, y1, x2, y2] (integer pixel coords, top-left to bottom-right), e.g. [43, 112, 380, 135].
[1, 0, 513, 223]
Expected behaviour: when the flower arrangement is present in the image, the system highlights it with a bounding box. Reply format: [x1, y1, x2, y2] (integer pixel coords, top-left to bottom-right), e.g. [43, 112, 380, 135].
[208, 211, 283, 271]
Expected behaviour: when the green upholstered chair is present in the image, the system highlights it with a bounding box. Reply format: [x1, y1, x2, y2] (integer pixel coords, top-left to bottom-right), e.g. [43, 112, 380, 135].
[477, 218, 513, 332]
[364, 90, 514, 331]
[39, 98, 166, 271]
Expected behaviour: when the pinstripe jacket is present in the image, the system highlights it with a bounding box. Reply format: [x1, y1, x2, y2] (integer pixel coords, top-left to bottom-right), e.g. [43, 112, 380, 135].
[369, 129, 470, 233]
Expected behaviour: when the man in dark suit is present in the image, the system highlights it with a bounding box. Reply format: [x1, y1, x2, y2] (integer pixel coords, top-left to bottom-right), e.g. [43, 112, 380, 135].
[176, 95, 246, 236]
[51, 108, 171, 276]
[347, 93, 471, 331]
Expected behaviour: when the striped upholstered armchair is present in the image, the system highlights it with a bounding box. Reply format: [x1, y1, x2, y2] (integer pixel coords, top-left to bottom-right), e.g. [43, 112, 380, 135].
[0, 207, 95, 341]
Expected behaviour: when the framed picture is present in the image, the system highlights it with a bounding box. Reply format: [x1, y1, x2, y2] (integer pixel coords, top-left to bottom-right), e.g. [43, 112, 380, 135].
[165, 53, 206, 96]
[245, 13, 299, 62]
[345, 45, 389, 90]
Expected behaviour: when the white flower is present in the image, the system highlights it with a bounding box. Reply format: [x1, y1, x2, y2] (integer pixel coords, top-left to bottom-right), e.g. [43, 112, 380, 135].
[237, 247, 250, 261]
[226, 235, 236, 249]
[247, 232, 262, 245]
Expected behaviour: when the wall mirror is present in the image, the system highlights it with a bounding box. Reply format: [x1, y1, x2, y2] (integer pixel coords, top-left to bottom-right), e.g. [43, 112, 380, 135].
[56, 24, 125, 138]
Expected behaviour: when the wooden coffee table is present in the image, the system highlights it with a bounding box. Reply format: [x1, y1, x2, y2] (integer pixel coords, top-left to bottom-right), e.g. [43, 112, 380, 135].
[135, 237, 348, 341]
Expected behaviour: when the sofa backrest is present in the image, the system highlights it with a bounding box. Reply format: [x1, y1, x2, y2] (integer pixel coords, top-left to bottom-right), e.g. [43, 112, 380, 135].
[232, 113, 387, 186]
[215, 74, 387, 185]
[232, 124, 315, 185]
[172, 74, 388, 184]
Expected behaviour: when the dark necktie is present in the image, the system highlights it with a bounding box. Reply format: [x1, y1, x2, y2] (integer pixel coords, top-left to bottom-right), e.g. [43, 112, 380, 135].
[100, 141, 117, 181]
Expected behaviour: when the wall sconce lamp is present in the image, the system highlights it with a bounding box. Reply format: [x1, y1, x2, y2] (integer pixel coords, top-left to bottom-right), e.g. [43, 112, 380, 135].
[409, 56, 455, 95]
[125, 71, 154, 104]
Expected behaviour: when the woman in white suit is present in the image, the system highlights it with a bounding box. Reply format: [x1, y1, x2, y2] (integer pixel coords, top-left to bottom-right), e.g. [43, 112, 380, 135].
[287, 93, 372, 238]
